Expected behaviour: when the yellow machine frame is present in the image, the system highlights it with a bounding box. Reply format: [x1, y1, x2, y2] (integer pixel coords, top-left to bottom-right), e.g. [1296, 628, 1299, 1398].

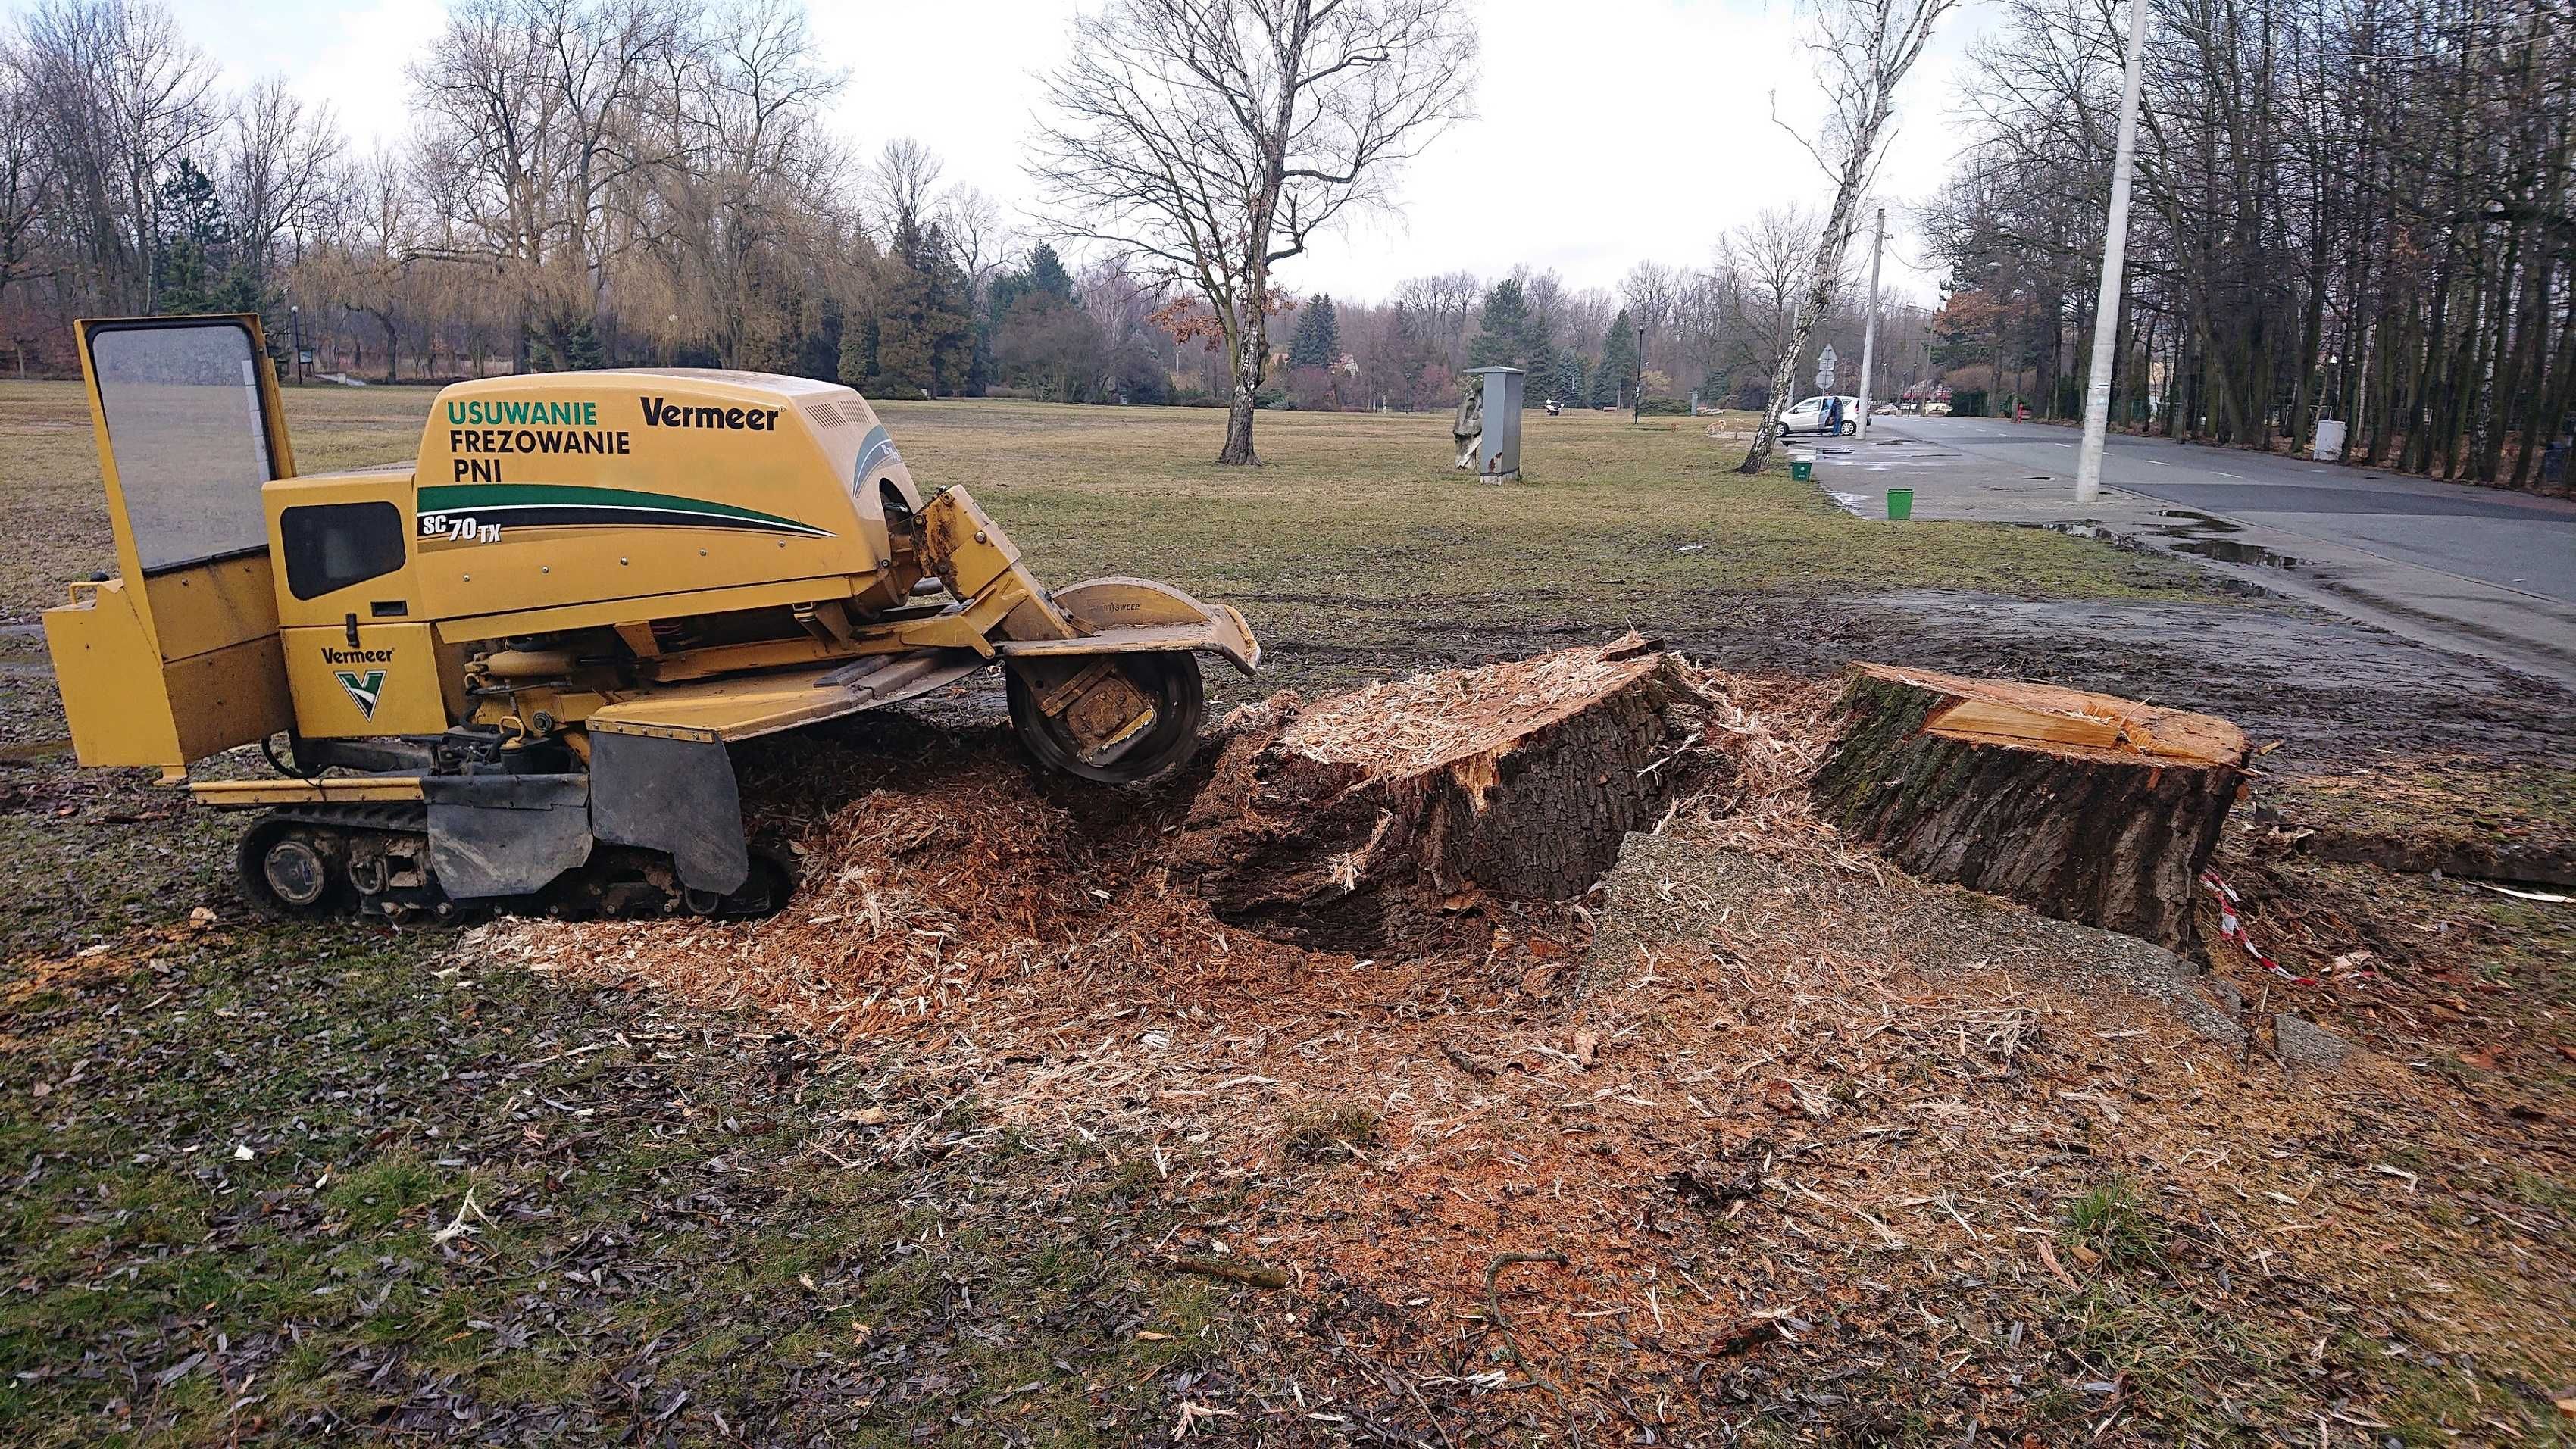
[43, 314, 1258, 914]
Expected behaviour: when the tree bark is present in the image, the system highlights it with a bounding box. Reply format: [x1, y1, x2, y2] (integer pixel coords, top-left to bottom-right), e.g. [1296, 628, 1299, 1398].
[1810, 664, 2249, 956]
[1167, 638, 1715, 951]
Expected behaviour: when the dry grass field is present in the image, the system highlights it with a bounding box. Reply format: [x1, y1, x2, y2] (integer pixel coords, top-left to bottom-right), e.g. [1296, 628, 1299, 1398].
[0, 381, 2205, 661]
[2, 378, 2571, 1445]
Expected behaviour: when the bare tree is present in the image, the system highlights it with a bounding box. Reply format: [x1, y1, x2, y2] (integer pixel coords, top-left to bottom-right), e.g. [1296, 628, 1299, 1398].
[221, 76, 342, 292]
[1718, 205, 1824, 406]
[0, 37, 58, 329]
[866, 137, 942, 237]
[1032, 0, 1477, 464]
[937, 182, 1011, 311]
[1737, 0, 1958, 472]
[1393, 269, 1478, 369]
[1621, 260, 1677, 369]
[412, 0, 679, 367]
[18, 0, 220, 312]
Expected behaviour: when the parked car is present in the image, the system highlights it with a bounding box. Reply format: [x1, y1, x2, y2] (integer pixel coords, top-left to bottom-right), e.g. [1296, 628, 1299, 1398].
[1776, 395, 1862, 437]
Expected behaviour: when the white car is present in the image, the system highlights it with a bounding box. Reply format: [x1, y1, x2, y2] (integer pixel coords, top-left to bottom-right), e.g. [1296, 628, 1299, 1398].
[1777, 395, 1862, 437]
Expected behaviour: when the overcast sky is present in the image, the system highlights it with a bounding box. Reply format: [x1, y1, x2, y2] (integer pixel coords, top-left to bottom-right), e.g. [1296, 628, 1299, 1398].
[181, 0, 1985, 307]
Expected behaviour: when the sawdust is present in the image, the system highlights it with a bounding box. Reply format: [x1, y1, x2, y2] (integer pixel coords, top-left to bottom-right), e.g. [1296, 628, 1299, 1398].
[470, 647, 2574, 1439]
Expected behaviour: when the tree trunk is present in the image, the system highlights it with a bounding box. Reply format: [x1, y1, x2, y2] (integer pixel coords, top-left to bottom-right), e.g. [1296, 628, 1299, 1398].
[1810, 664, 2249, 955]
[1218, 287, 1267, 465]
[1167, 637, 1715, 952]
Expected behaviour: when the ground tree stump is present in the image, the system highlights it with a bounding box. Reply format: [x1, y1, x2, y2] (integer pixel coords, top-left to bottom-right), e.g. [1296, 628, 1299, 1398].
[1167, 637, 1718, 951]
[1809, 664, 2249, 954]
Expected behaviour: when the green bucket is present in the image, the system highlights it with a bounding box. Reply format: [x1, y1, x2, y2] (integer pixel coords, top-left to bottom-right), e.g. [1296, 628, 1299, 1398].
[1789, 459, 1814, 482]
[1887, 488, 1915, 520]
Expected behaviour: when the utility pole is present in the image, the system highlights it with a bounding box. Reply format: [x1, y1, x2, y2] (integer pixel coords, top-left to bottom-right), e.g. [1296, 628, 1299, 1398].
[2075, 0, 2152, 504]
[1631, 317, 1646, 424]
[1855, 207, 1885, 439]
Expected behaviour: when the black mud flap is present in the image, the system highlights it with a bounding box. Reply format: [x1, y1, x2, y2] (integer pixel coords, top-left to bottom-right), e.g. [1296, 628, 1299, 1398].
[423, 774, 595, 900]
[587, 732, 750, 896]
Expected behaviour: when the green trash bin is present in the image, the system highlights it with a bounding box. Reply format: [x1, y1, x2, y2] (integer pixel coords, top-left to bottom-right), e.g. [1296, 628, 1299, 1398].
[1886, 487, 1914, 520]
[1790, 459, 1814, 482]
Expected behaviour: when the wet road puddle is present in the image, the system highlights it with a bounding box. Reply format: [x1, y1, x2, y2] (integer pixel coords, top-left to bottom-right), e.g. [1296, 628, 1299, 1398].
[2016, 507, 2305, 570]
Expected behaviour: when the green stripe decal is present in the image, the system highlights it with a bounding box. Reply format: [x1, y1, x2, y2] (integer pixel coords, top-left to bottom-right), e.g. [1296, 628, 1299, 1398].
[417, 483, 828, 537]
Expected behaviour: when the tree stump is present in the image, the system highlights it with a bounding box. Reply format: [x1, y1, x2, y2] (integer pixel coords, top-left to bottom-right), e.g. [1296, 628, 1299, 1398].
[1809, 664, 2249, 954]
[1167, 637, 1717, 951]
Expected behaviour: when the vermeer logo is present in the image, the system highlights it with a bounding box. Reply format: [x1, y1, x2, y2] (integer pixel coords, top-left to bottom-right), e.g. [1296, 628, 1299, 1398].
[334, 670, 386, 720]
[641, 396, 783, 431]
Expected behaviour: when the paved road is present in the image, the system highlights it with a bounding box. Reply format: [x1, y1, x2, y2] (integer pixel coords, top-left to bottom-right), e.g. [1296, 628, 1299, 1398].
[1880, 416, 2576, 602]
[1807, 416, 2576, 684]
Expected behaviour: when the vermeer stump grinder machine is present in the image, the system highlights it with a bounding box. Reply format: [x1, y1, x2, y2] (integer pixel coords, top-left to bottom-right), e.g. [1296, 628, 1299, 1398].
[42, 315, 1259, 919]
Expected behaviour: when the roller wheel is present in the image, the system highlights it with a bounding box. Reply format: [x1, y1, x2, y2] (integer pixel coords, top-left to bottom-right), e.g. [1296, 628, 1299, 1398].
[683, 847, 799, 918]
[1008, 652, 1204, 785]
[236, 820, 342, 918]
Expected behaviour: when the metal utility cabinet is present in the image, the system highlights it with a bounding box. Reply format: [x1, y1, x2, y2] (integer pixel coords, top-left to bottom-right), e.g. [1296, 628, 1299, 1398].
[1463, 367, 1523, 481]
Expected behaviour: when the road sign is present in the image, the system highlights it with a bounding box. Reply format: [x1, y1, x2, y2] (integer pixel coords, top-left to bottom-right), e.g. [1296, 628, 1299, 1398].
[1815, 344, 1837, 390]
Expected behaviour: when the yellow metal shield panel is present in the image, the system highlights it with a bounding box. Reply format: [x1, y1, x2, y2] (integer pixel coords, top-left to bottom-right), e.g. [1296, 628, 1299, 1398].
[282, 623, 452, 736]
[44, 581, 184, 767]
[142, 553, 288, 664]
[165, 636, 295, 762]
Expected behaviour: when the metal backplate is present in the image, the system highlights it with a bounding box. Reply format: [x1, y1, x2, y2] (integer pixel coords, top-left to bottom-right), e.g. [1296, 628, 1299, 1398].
[423, 773, 594, 900]
[587, 732, 750, 895]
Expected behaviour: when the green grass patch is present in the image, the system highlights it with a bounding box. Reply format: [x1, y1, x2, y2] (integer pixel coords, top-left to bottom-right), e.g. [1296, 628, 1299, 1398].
[2062, 1176, 2163, 1272]
[0, 919, 1252, 1442]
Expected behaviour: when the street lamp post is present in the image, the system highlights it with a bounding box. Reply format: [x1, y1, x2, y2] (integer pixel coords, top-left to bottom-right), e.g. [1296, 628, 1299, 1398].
[2075, 0, 2153, 504]
[1631, 318, 1645, 424]
[289, 303, 302, 385]
[1855, 207, 1885, 439]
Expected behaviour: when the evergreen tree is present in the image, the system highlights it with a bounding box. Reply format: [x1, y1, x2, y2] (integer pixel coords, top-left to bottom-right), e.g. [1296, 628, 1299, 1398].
[838, 310, 878, 390]
[796, 296, 844, 381]
[1465, 279, 1555, 403]
[1026, 242, 1074, 304]
[152, 159, 235, 316]
[874, 219, 974, 396]
[1558, 353, 1588, 408]
[1465, 279, 1533, 370]
[1286, 293, 1342, 370]
[1593, 308, 1638, 408]
[535, 317, 605, 373]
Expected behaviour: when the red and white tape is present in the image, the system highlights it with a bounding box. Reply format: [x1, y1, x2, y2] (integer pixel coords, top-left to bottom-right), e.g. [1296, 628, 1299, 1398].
[2201, 870, 2318, 986]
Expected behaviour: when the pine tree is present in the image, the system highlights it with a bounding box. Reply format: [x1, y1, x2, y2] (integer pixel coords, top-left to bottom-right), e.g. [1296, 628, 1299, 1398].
[839, 311, 878, 390]
[152, 159, 231, 315]
[1465, 280, 1555, 404]
[1593, 308, 1637, 408]
[874, 219, 974, 396]
[1026, 242, 1074, 304]
[1465, 279, 1533, 370]
[1287, 293, 1342, 370]
[1558, 353, 1588, 408]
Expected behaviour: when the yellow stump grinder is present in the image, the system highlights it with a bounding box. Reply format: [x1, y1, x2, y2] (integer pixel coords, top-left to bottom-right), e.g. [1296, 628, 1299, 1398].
[42, 315, 1259, 918]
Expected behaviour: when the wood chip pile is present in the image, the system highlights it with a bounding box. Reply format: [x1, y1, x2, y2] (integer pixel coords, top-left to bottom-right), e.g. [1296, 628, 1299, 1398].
[468, 642, 2571, 1438]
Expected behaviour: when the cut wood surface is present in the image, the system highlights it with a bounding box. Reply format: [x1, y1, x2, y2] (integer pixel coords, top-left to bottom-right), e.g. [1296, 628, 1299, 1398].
[1811, 664, 2250, 954]
[1167, 635, 1718, 950]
